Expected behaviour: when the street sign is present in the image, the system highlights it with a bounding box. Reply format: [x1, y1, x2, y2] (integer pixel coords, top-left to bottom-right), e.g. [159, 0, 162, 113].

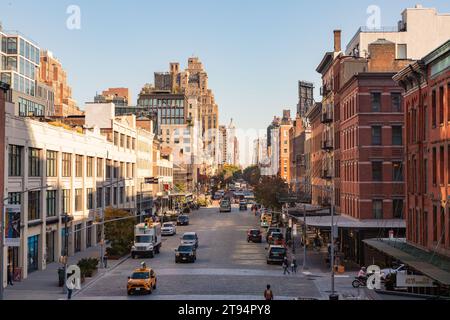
[396, 272, 437, 288]
[144, 177, 159, 184]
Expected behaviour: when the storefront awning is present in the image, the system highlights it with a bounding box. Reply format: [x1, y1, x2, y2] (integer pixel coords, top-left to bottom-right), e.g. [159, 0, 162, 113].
[295, 215, 406, 229]
[364, 238, 450, 286]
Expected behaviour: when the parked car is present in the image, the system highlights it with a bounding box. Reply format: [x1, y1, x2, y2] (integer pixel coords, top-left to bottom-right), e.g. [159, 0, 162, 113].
[161, 222, 177, 236]
[381, 264, 407, 280]
[247, 229, 262, 243]
[266, 227, 281, 242]
[175, 245, 197, 263]
[180, 232, 199, 249]
[239, 201, 248, 211]
[266, 245, 287, 265]
[177, 215, 190, 226]
[219, 199, 232, 213]
[127, 265, 157, 295]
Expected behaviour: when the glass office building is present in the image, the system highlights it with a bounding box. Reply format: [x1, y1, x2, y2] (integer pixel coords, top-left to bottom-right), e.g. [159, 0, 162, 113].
[0, 31, 40, 97]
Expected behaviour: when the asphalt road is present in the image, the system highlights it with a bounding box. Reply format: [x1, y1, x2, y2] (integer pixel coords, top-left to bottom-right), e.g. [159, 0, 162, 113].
[74, 205, 322, 300]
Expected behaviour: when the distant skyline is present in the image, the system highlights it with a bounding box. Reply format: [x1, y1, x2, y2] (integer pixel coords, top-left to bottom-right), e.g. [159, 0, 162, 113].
[2, 0, 450, 166]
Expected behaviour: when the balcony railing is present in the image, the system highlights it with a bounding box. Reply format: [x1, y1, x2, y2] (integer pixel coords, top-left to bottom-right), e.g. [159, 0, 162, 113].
[321, 140, 333, 151]
[321, 169, 332, 180]
[321, 111, 333, 124]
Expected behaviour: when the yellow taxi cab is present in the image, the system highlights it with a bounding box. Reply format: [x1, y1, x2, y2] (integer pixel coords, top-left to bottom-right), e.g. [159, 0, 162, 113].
[127, 263, 157, 295]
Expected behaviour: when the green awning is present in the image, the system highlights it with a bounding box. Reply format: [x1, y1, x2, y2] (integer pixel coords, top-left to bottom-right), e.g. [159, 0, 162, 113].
[364, 238, 450, 286]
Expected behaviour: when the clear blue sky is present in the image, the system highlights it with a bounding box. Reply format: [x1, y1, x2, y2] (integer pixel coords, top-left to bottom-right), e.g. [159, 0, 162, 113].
[1, 0, 450, 164]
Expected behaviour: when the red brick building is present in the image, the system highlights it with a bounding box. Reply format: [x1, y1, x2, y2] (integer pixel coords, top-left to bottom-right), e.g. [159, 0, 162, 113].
[394, 40, 450, 258]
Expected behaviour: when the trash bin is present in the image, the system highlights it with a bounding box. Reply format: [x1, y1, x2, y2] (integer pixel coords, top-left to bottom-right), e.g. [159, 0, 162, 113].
[58, 267, 65, 287]
[329, 294, 339, 301]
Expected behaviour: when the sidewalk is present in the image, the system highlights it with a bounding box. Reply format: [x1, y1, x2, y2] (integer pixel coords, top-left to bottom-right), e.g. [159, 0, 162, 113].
[282, 237, 370, 299]
[4, 245, 129, 300]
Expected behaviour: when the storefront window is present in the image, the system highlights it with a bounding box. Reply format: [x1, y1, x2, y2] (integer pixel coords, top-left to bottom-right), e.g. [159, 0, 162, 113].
[27, 235, 39, 273]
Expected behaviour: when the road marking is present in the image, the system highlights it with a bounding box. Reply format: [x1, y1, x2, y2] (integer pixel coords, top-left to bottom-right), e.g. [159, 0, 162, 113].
[107, 268, 306, 278]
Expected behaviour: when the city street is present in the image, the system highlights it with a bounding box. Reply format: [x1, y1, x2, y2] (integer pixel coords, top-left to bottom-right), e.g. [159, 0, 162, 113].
[74, 205, 323, 300]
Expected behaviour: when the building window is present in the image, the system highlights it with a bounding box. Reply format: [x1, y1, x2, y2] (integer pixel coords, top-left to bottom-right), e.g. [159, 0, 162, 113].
[371, 92, 381, 112]
[397, 44, 407, 59]
[391, 93, 402, 112]
[28, 148, 41, 177]
[46, 151, 57, 177]
[87, 188, 94, 210]
[120, 187, 124, 204]
[120, 134, 125, 148]
[114, 161, 119, 179]
[440, 206, 445, 245]
[97, 158, 103, 178]
[439, 86, 444, 125]
[8, 192, 21, 205]
[432, 148, 437, 186]
[372, 162, 383, 181]
[62, 190, 70, 214]
[448, 145, 450, 185]
[373, 200, 383, 219]
[86, 222, 93, 248]
[371, 126, 382, 145]
[113, 187, 118, 205]
[440, 146, 445, 185]
[392, 162, 403, 181]
[105, 188, 111, 207]
[74, 224, 82, 253]
[392, 126, 402, 146]
[62, 153, 71, 177]
[447, 83, 450, 122]
[120, 162, 125, 179]
[393, 199, 403, 219]
[433, 205, 438, 242]
[75, 189, 82, 211]
[424, 159, 428, 193]
[86, 157, 94, 177]
[114, 132, 119, 146]
[46, 190, 57, 217]
[97, 188, 103, 208]
[8, 145, 22, 176]
[106, 159, 112, 179]
[432, 90, 437, 127]
[28, 191, 41, 221]
[75, 155, 83, 177]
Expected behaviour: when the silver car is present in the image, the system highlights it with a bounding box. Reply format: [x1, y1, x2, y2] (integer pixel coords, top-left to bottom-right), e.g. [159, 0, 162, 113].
[180, 232, 198, 249]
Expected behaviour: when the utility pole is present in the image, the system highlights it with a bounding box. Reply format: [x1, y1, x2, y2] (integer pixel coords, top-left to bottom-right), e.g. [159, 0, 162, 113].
[63, 212, 69, 294]
[330, 184, 338, 300]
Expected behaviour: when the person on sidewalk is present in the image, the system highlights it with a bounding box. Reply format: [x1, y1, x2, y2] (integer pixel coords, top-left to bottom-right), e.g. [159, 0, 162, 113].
[282, 259, 290, 275]
[7, 263, 14, 286]
[291, 258, 297, 274]
[264, 285, 274, 300]
[67, 276, 76, 300]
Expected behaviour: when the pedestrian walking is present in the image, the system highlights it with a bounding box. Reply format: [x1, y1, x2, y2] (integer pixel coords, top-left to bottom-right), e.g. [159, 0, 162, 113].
[7, 263, 14, 286]
[291, 258, 297, 274]
[282, 259, 290, 275]
[67, 277, 75, 300]
[264, 285, 274, 300]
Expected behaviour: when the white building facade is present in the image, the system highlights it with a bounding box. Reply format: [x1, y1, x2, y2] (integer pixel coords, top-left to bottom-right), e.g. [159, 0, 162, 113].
[2, 103, 137, 284]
